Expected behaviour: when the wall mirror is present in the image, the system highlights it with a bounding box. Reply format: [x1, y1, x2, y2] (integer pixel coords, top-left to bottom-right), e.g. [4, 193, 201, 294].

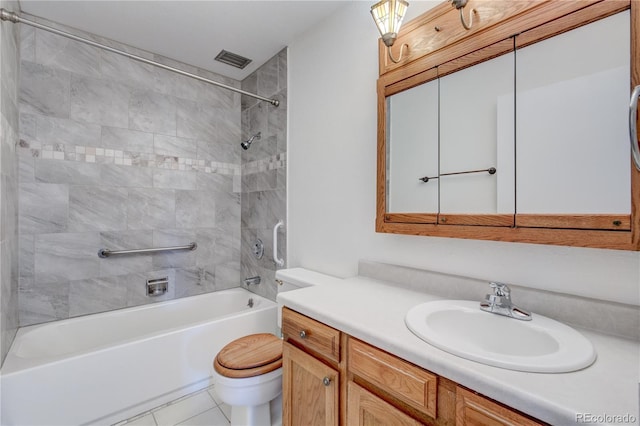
[376, 0, 639, 250]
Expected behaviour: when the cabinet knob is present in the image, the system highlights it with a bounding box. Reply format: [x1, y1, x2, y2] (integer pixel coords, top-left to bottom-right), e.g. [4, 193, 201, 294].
[322, 377, 331, 386]
[299, 330, 307, 339]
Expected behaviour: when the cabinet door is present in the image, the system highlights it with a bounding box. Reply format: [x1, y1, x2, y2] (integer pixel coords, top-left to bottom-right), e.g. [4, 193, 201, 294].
[387, 79, 440, 214]
[456, 387, 544, 426]
[516, 11, 630, 229]
[282, 342, 338, 426]
[347, 382, 422, 426]
[439, 42, 515, 217]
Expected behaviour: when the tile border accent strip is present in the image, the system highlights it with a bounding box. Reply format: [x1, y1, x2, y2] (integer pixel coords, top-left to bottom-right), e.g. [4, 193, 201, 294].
[19, 140, 288, 176]
[19, 139, 241, 175]
[242, 153, 286, 175]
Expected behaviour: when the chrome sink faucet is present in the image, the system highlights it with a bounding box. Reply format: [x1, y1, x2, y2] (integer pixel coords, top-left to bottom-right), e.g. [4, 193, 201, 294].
[480, 282, 532, 321]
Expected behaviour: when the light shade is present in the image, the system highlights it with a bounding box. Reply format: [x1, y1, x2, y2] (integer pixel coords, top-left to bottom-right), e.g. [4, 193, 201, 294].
[371, 0, 409, 47]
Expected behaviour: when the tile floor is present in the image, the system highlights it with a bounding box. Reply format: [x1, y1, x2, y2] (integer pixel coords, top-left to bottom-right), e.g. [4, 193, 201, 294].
[113, 385, 231, 426]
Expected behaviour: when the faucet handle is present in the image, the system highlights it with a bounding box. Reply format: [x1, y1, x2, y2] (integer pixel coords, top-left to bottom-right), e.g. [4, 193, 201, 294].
[489, 282, 510, 298]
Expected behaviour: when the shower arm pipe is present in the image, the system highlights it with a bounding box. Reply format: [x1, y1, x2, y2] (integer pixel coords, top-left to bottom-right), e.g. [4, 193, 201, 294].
[0, 9, 280, 107]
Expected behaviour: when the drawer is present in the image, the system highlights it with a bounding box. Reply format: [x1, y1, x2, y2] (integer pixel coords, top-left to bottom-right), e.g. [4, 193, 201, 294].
[282, 308, 340, 364]
[347, 381, 422, 426]
[456, 387, 545, 426]
[348, 337, 438, 419]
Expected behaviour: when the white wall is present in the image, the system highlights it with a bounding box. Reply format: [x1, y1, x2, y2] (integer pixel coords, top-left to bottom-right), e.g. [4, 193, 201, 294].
[288, 1, 640, 306]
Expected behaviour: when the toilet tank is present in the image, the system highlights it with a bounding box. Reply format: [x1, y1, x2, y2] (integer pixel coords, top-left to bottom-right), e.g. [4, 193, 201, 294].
[275, 268, 340, 329]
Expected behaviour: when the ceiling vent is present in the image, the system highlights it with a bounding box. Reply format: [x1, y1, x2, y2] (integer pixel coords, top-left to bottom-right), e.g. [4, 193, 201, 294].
[214, 50, 252, 69]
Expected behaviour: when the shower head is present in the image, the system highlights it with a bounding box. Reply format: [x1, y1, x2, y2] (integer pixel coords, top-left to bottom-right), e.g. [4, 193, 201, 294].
[241, 132, 261, 150]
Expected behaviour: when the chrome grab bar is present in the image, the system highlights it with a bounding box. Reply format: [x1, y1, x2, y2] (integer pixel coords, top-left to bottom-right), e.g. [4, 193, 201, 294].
[98, 242, 197, 258]
[629, 85, 640, 171]
[273, 221, 285, 267]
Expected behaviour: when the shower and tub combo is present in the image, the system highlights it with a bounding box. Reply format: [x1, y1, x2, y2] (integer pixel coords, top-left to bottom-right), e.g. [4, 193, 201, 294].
[0, 269, 328, 426]
[0, 6, 289, 426]
[1, 288, 278, 425]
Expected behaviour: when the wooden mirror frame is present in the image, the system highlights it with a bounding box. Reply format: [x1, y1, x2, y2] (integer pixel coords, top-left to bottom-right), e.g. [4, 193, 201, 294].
[376, 0, 640, 250]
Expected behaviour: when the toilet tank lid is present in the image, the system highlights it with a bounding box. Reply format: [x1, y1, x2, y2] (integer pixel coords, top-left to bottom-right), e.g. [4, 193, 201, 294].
[275, 268, 341, 288]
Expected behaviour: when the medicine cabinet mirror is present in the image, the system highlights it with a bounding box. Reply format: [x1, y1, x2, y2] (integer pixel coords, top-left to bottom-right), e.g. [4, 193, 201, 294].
[377, 0, 639, 250]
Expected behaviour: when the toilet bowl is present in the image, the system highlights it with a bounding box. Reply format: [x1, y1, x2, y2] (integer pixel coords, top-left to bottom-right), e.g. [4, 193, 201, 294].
[212, 268, 341, 426]
[213, 333, 283, 426]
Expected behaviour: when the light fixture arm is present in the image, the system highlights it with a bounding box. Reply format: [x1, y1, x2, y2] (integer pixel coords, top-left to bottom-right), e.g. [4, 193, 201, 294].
[459, 7, 476, 30]
[451, 0, 476, 31]
[387, 43, 408, 64]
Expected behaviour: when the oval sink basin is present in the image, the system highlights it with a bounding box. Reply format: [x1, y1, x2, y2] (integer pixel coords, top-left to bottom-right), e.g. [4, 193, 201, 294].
[405, 300, 596, 373]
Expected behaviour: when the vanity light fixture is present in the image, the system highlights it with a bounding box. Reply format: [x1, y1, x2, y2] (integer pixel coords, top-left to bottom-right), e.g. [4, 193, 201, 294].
[450, 0, 476, 30]
[370, 0, 409, 64]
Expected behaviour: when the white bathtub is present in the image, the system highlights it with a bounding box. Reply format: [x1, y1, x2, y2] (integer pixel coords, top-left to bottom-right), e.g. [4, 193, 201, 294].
[0, 288, 277, 426]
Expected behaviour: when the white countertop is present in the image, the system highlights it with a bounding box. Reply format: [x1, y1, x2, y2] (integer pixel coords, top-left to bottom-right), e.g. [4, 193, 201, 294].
[277, 275, 640, 426]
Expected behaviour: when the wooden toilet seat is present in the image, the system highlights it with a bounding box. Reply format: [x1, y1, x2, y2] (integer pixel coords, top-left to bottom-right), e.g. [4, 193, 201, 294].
[213, 333, 283, 379]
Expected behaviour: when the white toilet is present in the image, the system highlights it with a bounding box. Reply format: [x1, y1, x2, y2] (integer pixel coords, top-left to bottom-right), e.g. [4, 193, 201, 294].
[212, 268, 339, 426]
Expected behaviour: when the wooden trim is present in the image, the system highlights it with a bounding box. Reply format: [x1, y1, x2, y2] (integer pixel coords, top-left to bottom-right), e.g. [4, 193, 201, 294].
[379, 0, 547, 76]
[339, 333, 348, 426]
[384, 37, 514, 96]
[385, 67, 438, 98]
[516, 214, 631, 231]
[384, 213, 438, 224]
[437, 37, 514, 79]
[377, 220, 636, 250]
[438, 214, 513, 227]
[381, 1, 604, 81]
[516, 0, 629, 50]
[376, 77, 388, 233]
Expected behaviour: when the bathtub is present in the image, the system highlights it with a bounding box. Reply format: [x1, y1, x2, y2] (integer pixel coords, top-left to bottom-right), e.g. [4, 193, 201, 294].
[0, 287, 277, 426]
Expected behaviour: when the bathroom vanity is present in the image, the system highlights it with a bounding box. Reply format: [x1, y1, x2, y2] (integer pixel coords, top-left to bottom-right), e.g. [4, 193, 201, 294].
[277, 270, 639, 425]
[282, 307, 542, 425]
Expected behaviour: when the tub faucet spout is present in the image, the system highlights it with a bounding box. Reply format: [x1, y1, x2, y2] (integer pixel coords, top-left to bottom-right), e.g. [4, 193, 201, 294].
[480, 282, 531, 321]
[244, 276, 261, 286]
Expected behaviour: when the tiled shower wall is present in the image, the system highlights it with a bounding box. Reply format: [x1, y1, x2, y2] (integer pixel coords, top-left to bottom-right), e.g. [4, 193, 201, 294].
[17, 16, 244, 326]
[0, 0, 20, 363]
[241, 49, 287, 302]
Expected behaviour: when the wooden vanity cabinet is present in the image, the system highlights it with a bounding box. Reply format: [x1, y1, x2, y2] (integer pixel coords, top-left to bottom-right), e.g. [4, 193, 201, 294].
[281, 307, 546, 425]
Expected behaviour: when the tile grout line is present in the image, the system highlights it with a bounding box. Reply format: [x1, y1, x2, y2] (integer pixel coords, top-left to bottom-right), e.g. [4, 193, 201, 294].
[116, 385, 219, 425]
